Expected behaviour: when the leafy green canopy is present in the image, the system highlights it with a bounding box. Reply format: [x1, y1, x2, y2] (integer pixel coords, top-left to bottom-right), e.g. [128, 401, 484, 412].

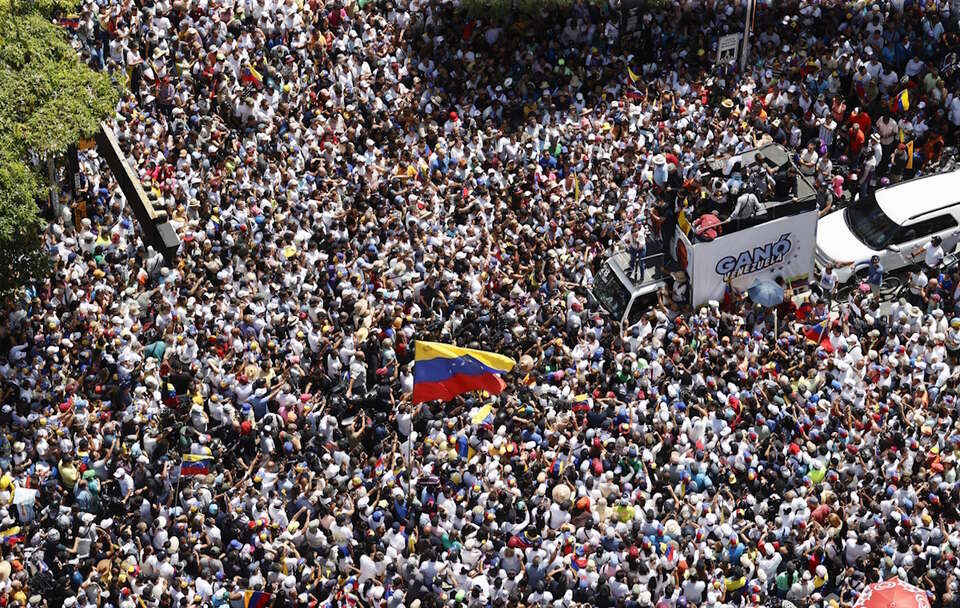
[0, 7, 118, 295]
[0, 10, 117, 156]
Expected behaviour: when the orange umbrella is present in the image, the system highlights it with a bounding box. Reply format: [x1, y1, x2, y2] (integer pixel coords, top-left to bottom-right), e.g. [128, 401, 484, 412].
[854, 578, 931, 608]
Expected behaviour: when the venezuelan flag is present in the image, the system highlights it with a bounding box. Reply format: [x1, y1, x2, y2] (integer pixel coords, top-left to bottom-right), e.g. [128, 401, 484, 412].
[58, 15, 80, 29]
[572, 393, 592, 412]
[413, 341, 515, 404]
[627, 66, 640, 84]
[241, 64, 263, 87]
[180, 453, 213, 477]
[803, 323, 833, 353]
[243, 590, 271, 608]
[0, 527, 22, 545]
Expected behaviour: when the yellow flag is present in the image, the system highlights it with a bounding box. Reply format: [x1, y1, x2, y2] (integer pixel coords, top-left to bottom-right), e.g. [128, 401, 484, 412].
[627, 66, 640, 84]
[906, 140, 914, 170]
[471, 404, 493, 425]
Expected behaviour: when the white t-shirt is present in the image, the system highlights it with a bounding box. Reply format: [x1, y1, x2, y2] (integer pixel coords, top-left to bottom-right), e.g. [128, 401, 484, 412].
[683, 579, 706, 603]
[924, 242, 944, 268]
[820, 269, 839, 293]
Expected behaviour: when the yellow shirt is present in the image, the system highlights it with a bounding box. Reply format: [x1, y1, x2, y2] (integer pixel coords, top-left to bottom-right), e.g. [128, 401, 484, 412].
[725, 576, 746, 591]
[60, 461, 78, 490]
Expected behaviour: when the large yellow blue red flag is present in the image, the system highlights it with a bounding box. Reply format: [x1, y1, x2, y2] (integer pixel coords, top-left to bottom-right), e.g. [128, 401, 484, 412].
[413, 341, 515, 404]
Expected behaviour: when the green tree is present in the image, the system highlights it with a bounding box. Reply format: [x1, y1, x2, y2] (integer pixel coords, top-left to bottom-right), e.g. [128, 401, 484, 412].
[0, 3, 118, 296]
[458, 0, 581, 17]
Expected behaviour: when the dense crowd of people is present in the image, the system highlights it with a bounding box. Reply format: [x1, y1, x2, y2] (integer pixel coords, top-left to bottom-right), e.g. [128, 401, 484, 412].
[3, 0, 960, 606]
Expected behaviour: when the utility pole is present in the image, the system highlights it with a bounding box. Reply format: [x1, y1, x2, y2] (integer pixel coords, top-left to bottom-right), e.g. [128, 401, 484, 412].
[740, 0, 755, 73]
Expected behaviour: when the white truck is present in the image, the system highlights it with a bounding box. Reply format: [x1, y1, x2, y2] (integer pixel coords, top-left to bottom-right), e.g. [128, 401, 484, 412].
[593, 144, 819, 325]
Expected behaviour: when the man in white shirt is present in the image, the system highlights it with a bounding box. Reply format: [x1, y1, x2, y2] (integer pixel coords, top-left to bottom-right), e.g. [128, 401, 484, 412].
[914, 235, 945, 271]
[948, 94, 960, 127]
[730, 188, 763, 220]
[798, 141, 819, 175]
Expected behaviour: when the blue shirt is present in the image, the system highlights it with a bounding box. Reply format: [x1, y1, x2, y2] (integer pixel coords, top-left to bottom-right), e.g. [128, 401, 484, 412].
[653, 164, 669, 187]
[867, 262, 884, 285]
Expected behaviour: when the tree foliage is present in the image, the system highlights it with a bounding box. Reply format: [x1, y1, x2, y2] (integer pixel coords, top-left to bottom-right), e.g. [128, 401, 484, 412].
[458, 0, 580, 17]
[0, 9, 117, 157]
[0, 5, 118, 296]
[0, 152, 49, 296]
[457, 0, 668, 19]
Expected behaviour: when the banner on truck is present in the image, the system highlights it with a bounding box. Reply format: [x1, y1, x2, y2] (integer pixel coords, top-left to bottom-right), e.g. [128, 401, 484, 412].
[688, 209, 818, 306]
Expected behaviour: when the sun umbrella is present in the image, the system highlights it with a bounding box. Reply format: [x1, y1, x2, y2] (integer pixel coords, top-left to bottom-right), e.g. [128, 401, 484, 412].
[746, 278, 785, 307]
[854, 578, 931, 608]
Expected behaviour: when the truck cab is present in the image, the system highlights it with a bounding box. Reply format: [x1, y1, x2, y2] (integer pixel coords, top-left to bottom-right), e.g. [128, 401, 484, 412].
[592, 251, 666, 327]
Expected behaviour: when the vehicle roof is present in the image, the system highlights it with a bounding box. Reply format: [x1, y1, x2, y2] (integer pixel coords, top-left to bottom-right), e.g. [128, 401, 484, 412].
[608, 252, 665, 295]
[876, 170, 960, 225]
[698, 143, 817, 240]
[705, 143, 816, 204]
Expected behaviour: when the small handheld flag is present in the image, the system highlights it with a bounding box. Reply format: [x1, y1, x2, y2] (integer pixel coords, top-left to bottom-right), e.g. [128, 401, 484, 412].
[180, 453, 213, 477]
[58, 15, 80, 29]
[896, 89, 910, 112]
[627, 66, 640, 84]
[0, 527, 22, 545]
[803, 323, 834, 353]
[470, 403, 493, 425]
[243, 590, 272, 608]
[241, 64, 263, 87]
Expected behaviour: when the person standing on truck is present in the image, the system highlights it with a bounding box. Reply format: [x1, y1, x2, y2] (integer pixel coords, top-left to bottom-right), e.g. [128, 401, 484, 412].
[671, 271, 690, 306]
[798, 141, 819, 176]
[748, 160, 776, 200]
[815, 181, 834, 218]
[729, 186, 763, 220]
[692, 210, 722, 241]
[625, 222, 648, 280]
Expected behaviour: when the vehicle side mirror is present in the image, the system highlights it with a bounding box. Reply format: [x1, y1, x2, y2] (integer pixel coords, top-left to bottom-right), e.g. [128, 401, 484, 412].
[887, 244, 901, 253]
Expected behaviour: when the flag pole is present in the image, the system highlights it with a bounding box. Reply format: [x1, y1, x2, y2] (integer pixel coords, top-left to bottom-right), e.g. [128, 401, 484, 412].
[173, 460, 183, 509]
[740, 0, 755, 74]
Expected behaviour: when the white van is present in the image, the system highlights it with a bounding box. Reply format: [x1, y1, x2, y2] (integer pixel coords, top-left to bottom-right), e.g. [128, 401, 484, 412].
[815, 170, 960, 288]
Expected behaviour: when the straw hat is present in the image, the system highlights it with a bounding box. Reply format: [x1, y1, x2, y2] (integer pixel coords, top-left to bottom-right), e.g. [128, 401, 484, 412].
[552, 484, 571, 503]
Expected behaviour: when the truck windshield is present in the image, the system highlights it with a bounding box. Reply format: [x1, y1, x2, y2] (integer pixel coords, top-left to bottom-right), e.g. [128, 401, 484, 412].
[844, 196, 901, 250]
[593, 263, 631, 320]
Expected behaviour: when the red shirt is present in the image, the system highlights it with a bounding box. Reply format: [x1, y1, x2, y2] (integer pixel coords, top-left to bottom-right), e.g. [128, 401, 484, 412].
[848, 127, 866, 153]
[850, 111, 872, 136]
